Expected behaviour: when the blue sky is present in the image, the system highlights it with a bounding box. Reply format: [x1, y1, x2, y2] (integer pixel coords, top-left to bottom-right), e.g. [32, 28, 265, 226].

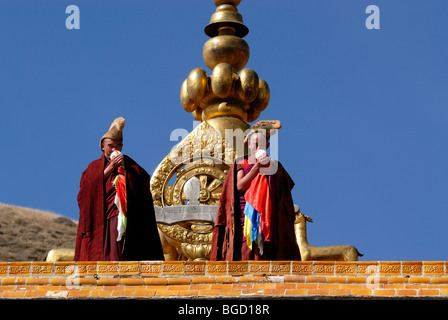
[1, 0, 447, 261]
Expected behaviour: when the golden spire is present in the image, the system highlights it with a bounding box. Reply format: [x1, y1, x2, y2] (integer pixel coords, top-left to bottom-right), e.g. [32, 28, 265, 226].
[180, 0, 270, 123]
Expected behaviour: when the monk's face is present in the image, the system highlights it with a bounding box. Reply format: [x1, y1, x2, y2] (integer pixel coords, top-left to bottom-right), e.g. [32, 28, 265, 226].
[248, 133, 269, 156]
[102, 138, 123, 160]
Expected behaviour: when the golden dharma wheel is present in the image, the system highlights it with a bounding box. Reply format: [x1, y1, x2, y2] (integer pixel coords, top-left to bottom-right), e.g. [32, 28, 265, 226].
[163, 161, 228, 206]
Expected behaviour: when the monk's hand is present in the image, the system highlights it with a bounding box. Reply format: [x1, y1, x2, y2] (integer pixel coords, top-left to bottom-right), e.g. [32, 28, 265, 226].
[110, 153, 124, 168]
[256, 154, 270, 167]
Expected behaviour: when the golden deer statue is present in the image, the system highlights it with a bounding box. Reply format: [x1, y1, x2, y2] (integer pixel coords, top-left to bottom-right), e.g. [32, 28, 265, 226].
[294, 206, 363, 261]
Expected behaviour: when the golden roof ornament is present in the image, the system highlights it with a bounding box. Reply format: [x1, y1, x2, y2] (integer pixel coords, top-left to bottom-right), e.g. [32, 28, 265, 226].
[152, 0, 277, 261]
[180, 0, 270, 123]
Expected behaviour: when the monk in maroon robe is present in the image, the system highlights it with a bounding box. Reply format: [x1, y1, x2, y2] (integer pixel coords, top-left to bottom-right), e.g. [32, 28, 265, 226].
[210, 131, 300, 261]
[75, 117, 164, 261]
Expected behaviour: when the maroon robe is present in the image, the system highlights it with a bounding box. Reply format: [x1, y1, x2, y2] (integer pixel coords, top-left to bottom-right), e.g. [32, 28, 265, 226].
[75, 153, 164, 261]
[210, 157, 300, 261]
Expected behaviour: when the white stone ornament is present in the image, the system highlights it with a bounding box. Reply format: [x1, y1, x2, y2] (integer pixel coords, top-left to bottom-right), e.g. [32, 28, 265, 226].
[184, 176, 201, 205]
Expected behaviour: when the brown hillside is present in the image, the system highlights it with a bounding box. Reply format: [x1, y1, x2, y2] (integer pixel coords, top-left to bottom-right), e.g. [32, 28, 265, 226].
[0, 203, 77, 261]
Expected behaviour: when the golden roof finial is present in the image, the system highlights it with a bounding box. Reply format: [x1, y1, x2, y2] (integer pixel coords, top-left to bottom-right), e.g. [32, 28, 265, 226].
[180, 0, 270, 123]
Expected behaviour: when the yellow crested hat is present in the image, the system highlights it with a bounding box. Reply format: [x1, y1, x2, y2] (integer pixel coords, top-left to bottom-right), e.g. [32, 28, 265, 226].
[100, 117, 125, 147]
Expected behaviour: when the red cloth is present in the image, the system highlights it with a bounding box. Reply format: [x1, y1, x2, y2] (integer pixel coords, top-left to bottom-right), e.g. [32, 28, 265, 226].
[210, 157, 300, 261]
[244, 172, 272, 242]
[75, 153, 164, 261]
[114, 167, 127, 219]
